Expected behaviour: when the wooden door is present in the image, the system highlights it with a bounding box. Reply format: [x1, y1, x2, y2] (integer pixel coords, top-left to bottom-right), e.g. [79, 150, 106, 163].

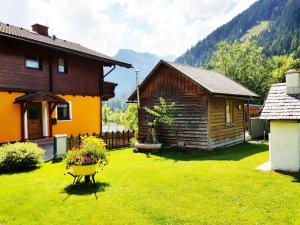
[27, 102, 43, 139]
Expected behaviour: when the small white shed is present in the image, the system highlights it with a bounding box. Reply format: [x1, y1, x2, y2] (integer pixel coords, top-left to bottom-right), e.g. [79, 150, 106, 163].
[260, 69, 300, 172]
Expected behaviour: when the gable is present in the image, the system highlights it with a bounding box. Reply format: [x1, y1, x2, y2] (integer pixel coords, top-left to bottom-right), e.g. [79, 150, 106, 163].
[139, 63, 205, 99]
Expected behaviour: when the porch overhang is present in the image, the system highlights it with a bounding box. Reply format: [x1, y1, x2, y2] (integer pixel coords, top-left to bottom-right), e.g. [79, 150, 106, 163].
[14, 92, 66, 141]
[14, 92, 66, 104]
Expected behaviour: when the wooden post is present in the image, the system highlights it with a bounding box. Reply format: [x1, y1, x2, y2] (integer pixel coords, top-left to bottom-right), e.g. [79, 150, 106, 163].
[20, 103, 25, 141]
[127, 130, 130, 145]
[247, 100, 251, 136]
[48, 102, 57, 137]
[111, 131, 114, 149]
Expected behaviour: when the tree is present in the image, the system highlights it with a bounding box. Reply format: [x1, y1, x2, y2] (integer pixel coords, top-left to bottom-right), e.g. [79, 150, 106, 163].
[122, 103, 138, 130]
[207, 40, 273, 102]
[270, 54, 300, 83]
[102, 104, 111, 125]
[145, 98, 176, 144]
[110, 109, 122, 125]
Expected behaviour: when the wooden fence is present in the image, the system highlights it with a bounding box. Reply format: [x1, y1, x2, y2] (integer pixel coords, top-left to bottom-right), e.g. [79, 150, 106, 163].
[67, 130, 135, 150]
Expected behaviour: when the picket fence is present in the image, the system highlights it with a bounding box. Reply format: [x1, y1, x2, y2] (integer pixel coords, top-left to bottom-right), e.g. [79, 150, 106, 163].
[67, 130, 135, 150]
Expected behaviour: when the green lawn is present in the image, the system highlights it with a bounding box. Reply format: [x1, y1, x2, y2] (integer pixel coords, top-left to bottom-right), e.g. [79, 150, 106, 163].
[1, 142, 300, 225]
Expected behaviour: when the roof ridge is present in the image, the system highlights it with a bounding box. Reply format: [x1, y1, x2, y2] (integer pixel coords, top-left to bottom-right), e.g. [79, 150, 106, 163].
[165, 60, 259, 97]
[0, 21, 132, 68]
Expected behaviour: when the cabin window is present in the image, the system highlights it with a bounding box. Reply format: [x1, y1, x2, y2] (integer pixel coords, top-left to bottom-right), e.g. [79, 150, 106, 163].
[225, 100, 233, 124]
[25, 53, 42, 70]
[57, 102, 72, 121]
[58, 57, 67, 73]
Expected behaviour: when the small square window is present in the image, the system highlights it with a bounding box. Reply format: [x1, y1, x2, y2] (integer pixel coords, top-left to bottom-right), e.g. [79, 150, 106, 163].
[57, 102, 71, 120]
[26, 53, 42, 69]
[225, 100, 233, 124]
[58, 57, 67, 73]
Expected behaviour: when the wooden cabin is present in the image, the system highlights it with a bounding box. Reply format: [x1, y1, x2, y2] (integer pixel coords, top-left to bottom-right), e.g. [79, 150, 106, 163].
[0, 22, 132, 143]
[128, 60, 259, 150]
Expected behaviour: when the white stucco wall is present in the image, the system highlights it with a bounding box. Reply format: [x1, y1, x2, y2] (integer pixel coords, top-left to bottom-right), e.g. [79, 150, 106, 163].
[269, 121, 300, 172]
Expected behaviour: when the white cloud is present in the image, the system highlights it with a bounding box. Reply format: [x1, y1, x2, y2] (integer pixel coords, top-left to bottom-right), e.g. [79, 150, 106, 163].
[0, 0, 257, 57]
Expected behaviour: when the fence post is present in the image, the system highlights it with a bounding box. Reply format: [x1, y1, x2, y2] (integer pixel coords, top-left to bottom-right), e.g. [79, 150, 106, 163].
[122, 130, 125, 146]
[111, 131, 114, 148]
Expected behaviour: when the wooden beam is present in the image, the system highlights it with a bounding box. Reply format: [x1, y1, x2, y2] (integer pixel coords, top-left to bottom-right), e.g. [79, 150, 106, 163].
[20, 103, 25, 141]
[247, 100, 251, 136]
[48, 102, 57, 137]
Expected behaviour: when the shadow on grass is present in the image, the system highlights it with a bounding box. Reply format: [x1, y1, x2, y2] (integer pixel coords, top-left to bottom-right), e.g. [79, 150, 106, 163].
[62, 182, 110, 201]
[274, 170, 300, 183]
[140, 142, 268, 162]
[108, 147, 131, 152]
[51, 158, 63, 164]
[0, 166, 41, 175]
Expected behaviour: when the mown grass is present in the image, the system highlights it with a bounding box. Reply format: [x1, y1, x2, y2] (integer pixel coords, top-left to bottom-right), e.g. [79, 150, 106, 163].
[1, 142, 300, 225]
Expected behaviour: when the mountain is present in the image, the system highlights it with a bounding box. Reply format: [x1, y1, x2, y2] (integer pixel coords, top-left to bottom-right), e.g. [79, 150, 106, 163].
[176, 0, 299, 66]
[105, 49, 176, 96]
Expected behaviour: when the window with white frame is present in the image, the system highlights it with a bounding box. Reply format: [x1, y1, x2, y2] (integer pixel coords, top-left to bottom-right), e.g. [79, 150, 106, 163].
[57, 102, 72, 120]
[58, 57, 67, 73]
[225, 100, 233, 124]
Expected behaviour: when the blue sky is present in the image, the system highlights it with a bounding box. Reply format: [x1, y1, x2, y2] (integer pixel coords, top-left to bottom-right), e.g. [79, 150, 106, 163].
[0, 0, 257, 57]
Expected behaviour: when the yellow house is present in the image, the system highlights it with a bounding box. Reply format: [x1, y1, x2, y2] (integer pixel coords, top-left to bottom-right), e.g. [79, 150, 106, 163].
[0, 22, 132, 143]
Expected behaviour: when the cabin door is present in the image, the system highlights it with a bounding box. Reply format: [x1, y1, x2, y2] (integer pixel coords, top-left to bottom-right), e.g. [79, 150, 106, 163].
[27, 102, 43, 139]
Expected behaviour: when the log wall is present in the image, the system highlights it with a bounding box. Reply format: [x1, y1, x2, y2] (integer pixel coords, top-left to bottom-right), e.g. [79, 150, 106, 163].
[208, 97, 245, 149]
[138, 64, 209, 150]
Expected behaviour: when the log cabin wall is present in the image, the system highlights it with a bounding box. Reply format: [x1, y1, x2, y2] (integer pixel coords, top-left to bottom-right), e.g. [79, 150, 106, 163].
[208, 96, 245, 149]
[0, 37, 103, 96]
[138, 64, 209, 149]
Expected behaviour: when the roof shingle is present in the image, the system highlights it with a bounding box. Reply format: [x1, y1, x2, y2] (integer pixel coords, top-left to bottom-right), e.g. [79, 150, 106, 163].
[260, 83, 300, 120]
[0, 22, 132, 68]
[128, 60, 259, 100]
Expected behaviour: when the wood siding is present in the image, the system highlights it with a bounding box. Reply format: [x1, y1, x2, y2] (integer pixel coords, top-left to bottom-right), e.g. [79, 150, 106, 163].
[0, 37, 104, 96]
[208, 97, 245, 149]
[138, 64, 209, 149]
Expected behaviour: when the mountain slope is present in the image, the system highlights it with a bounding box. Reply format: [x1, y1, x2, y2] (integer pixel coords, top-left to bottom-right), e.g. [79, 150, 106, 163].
[176, 0, 288, 66]
[105, 49, 176, 96]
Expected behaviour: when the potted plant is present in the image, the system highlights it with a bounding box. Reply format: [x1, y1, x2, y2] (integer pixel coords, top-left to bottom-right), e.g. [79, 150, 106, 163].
[65, 136, 108, 177]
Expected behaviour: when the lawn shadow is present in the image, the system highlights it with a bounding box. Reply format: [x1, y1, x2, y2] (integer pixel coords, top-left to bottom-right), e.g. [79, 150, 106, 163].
[108, 147, 131, 152]
[51, 158, 63, 164]
[147, 141, 268, 162]
[274, 170, 300, 183]
[0, 166, 41, 175]
[62, 182, 110, 201]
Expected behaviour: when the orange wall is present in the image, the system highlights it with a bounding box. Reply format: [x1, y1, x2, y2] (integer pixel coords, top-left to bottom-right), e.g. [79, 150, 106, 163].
[0, 92, 23, 142]
[52, 95, 101, 136]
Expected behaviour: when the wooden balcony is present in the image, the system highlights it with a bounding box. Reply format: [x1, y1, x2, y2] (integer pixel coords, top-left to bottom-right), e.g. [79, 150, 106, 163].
[102, 81, 117, 101]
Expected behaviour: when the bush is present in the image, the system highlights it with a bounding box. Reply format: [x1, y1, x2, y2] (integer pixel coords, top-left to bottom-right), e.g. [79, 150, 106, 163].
[65, 136, 108, 168]
[0, 142, 44, 172]
[130, 137, 138, 147]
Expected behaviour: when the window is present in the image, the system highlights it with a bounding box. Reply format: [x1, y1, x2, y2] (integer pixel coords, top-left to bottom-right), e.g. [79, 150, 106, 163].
[25, 53, 42, 69]
[57, 102, 71, 120]
[58, 57, 67, 73]
[225, 100, 233, 124]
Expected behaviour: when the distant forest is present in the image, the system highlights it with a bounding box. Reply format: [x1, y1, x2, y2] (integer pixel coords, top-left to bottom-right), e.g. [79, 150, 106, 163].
[176, 0, 300, 66]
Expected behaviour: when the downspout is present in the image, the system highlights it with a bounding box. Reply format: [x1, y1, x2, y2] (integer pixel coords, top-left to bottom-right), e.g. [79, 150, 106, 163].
[99, 65, 116, 133]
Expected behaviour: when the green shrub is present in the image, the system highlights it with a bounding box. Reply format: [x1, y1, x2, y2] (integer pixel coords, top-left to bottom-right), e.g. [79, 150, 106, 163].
[130, 137, 138, 147]
[0, 142, 44, 172]
[65, 136, 108, 168]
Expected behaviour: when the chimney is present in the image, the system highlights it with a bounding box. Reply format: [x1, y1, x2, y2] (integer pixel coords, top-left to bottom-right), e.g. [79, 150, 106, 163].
[31, 23, 49, 36]
[286, 69, 300, 95]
